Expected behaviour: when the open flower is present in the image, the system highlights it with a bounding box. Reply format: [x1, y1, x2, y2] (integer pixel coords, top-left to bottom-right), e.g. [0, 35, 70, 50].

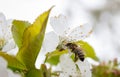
[0, 57, 21, 77]
[43, 14, 92, 52]
[36, 15, 92, 76]
[59, 54, 81, 77]
[0, 13, 16, 52]
[59, 54, 92, 77]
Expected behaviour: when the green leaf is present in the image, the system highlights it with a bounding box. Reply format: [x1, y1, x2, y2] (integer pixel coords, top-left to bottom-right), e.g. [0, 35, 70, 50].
[26, 64, 51, 77]
[0, 51, 27, 71]
[26, 69, 43, 77]
[12, 20, 31, 48]
[16, 7, 52, 69]
[76, 40, 98, 61]
[45, 50, 68, 65]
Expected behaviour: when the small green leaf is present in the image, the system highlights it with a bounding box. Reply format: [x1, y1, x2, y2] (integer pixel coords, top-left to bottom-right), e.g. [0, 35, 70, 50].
[12, 20, 31, 48]
[70, 54, 75, 61]
[45, 50, 68, 65]
[16, 7, 52, 69]
[40, 64, 51, 77]
[26, 69, 43, 77]
[0, 51, 27, 71]
[26, 64, 51, 77]
[76, 40, 98, 61]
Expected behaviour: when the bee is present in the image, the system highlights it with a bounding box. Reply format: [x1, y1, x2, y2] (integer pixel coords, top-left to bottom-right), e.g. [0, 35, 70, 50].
[57, 42, 85, 62]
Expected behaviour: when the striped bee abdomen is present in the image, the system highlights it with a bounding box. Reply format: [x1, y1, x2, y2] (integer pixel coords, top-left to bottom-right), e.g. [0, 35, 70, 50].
[66, 43, 85, 62]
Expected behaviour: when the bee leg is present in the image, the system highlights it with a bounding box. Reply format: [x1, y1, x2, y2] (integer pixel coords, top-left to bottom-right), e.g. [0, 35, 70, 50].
[74, 53, 78, 62]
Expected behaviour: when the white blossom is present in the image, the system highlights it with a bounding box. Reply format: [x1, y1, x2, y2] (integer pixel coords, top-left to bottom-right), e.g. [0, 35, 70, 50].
[43, 15, 92, 52]
[36, 15, 92, 77]
[59, 54, 81, 77]
[58, 55, 92, 77]
[76, 59, 92, 77]
[0, 13, 16, 52]
[0, 57, 21, 77]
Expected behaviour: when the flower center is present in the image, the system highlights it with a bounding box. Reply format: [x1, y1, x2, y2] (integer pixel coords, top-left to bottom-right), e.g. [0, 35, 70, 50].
[0, 39, 5, 50]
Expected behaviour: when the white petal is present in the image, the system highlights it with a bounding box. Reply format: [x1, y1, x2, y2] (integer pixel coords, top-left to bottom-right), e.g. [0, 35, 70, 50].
[35, 47, 46, 69]
[67, 23, 93, 41]
[59, 54, 81, 77]
[0, 13, 7, 26]
[36, 31, 59, 68]
[76, 59, 92, 77]
[8, 70, 21, 77]
[3, 19, 13, 41]
[50, 15, 71, 36]
[0, 57, 21, 77]
[7, 47, 18, 56]
[42, 31, 59, 52]
[0, 26, 3, 39]
[2, 39, 16, 52]
[0, 27, 2, 38]
[0, 13, 13, 43]
[0, 13, 7, 38]
[0, 69, 8, 77]
[0, 57, 8, 77]
[0, 57, 7, 67]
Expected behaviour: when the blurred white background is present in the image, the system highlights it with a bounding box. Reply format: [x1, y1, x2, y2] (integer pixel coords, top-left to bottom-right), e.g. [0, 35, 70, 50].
[0, 0, 120, 62]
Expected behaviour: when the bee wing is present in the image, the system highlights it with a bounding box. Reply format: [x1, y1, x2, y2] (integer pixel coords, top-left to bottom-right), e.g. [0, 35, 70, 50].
[67, 23, 93, 41]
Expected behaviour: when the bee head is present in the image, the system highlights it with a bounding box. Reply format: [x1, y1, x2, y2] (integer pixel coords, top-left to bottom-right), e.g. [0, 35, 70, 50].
[65, 43, 77, 49]
[56, 44, 66, 51]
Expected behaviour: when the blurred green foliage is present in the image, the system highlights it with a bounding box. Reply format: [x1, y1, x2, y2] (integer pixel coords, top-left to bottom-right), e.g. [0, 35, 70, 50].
[92, 59, 120, 77]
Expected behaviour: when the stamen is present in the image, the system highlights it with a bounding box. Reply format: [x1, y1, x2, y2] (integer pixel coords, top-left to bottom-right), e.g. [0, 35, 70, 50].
[0, 39, 5, 50]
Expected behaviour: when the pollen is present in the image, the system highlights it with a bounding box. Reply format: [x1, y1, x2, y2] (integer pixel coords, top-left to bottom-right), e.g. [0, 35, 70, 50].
[0, 39, 5, 50]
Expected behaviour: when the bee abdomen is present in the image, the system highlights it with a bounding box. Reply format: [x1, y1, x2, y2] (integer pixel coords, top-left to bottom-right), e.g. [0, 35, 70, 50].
[77, 50, 84, 61]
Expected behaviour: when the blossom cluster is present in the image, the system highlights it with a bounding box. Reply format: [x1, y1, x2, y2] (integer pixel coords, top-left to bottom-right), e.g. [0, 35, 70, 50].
[0, 11, 93, 77]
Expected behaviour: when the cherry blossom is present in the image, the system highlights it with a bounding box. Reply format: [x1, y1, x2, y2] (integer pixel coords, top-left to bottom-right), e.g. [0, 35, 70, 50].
[0, 13, 16, 52]
[36, 15, 92, 77]
[43, 14, 92, 52]
[59, 54, 82, 77]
